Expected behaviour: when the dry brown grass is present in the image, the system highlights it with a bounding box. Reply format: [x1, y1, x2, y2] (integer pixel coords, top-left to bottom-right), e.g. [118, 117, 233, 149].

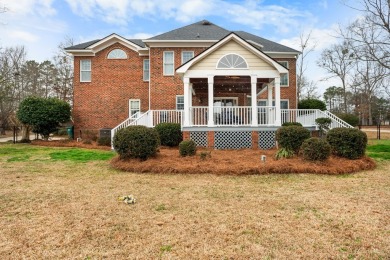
[0, 153, 389, 259]
[32, 139, 112, 150]
[111, 147, 376, 175]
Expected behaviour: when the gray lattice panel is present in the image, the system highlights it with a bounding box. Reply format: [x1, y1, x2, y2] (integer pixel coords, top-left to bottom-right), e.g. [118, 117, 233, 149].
[258, 131, 276, 149]
[214, 131, 252, 149]
[190, 131, 208, 147]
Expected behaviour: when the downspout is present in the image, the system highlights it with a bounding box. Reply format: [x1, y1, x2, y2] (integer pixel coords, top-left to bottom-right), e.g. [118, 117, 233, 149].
[148, 46, 151, 110]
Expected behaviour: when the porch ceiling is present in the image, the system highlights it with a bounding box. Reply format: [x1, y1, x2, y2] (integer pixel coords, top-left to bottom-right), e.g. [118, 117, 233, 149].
[190, 76, 272, 93]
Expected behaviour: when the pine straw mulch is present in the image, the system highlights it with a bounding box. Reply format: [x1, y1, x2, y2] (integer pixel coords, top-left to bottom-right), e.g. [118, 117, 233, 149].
[111, 147, 376, 175]
[31, 140, 112, 151]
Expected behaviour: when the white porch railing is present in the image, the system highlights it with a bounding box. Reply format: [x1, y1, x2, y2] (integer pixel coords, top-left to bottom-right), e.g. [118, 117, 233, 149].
[258, 106, 276, 125]
[213, 106, 252, 126]
[111, 108, 352, 148]
[281, 109, 319, 126]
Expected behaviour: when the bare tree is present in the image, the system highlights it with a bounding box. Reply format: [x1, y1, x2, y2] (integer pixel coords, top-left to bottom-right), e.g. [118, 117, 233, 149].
[343, 0, 390, 69]
[353, 58, 387, 125]
[0, 46, 26, 134]
[52, 37, 74, 103]
[300, 76, 319, 100]
[317, 41, 355, 112]
[296, 31, 316, 103]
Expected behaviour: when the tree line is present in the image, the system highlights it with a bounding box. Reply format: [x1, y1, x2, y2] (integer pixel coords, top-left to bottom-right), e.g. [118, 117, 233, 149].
[0, 38, 74, 134]
[298, 0, 389, 125]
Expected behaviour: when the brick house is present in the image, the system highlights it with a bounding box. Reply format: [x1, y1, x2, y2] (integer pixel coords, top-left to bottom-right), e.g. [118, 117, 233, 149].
[66, 20, 350, 149]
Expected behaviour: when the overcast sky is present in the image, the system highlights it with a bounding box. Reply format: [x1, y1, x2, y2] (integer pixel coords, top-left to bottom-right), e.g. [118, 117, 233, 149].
[1, 0, 360, 96]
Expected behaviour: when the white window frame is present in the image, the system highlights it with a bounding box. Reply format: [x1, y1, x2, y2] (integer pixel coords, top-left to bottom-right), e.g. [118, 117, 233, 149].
[258, 99, 289, 108]
[80, 59, 91, 82]
[176, 95, 184, 110]
[107, 49, 127, 59]
[216, 53, 248, 69]
[279, 61, 289, 86]
[129, 99, 141, 117]
[181, 51, 194, 64]
[143, 59, 150, 81]
[163, 51, 174, 76]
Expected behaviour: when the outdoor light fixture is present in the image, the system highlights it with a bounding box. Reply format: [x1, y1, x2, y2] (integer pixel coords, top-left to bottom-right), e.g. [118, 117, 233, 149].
[261, 155, 266, 163]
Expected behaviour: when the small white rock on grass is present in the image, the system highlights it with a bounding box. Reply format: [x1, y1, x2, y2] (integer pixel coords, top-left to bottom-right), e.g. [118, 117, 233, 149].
[118, 195, 136, 204]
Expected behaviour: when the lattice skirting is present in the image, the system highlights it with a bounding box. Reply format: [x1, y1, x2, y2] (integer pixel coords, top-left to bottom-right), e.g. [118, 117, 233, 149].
[214, 131, 252, 149]
[190, 131, 208, 147]
[258, 131, 276, 150]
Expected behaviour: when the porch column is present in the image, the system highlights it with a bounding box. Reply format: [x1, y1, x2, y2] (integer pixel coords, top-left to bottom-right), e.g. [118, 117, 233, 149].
[275, 77, 281, 126]
[207, 75, 214, 126]
[267, 85, 273, 106]
[251, 75, 258, 126]
[183, 77, 190, 127]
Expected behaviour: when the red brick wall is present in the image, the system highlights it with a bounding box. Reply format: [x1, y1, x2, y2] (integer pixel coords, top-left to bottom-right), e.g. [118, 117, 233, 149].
[149, 47, 207, 110]
[72, 43, 297, 136]
[258, 58, 297, 109]
[73, 43, 149, 137]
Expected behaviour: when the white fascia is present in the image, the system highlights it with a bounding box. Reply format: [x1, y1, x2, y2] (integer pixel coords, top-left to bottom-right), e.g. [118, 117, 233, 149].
[176, 34, 289, 74]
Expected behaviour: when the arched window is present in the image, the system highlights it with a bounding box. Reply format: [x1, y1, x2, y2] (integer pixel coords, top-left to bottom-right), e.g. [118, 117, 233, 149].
[217, 54, 248, 69]
[107, 49, 127, 59]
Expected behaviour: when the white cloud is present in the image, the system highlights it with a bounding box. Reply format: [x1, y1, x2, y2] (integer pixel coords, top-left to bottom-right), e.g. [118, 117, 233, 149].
[4, 0, 56, 16]
[127, 32, 155, 39]
[62, 0, 314, 33]
[9, 30, 39, 42]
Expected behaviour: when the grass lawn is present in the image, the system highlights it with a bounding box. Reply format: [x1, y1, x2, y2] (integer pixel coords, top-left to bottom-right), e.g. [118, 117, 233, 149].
[0, 143, 389, 259]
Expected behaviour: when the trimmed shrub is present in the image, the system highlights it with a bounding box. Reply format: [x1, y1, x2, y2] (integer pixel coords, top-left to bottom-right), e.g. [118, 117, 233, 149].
[298, 99, 327, 111]
[335, 113, 359, 127]
[113, 125, 160, 161]
[300, 138, 331, 161]
[97, 137, 111, 146]
[179, 140, 196, 157]
[315, 117, 332, 137]
[155, 123, 182, 147]
[276, 126, 311, 153]
[326, 128, 367, 159]
[282, 122, 302, 127]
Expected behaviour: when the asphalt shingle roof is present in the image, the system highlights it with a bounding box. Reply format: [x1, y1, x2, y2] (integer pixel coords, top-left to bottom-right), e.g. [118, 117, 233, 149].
[66, 20, 298, 53]
[148, 20, 230, 41]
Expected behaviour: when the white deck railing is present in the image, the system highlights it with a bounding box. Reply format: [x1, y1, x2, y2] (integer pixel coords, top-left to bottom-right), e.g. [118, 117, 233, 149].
[213, 106, 252, 126]
[111, 108, 352, 148]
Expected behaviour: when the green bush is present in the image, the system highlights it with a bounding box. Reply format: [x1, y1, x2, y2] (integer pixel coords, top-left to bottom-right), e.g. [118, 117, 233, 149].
[298, 99, 327, 110]
[97, 137, 111, 146]
[326, 128, 367, 159]
[315, 117, 332, 137]
[335, 113, 359, 127]
[282, 122, 303, 127]
[276, 126, 311, 153]
[300, 138, 331, 161]
[274, 148, 295, 160]
[155, 123, 182, 147]
[113, 126, 160, 161]
[179, 140, 196, 157]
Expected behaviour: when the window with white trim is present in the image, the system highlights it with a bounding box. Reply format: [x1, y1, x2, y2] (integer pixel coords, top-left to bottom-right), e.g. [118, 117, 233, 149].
[143, 59, 149, 81]
[163, 51, 174, 75]
[176, 95, 184, 110]
[258, 100, 289, 109]
[129, 99, 140, 116]
[181, 51, 194, 64]
[217, 54, 248, 69]
[107, 49, 127, 59]
[80, 59, 91, 82]
[278, 61, 289, 86]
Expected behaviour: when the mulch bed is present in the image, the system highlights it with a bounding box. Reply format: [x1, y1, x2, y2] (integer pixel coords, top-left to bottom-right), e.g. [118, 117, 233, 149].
[110, 147, 376, 175]
[31, 140, 376, 175]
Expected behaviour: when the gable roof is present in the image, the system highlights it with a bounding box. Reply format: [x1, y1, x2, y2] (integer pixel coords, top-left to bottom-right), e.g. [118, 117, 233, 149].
[65, 36, 146, 51]
[146, 20, 230, 41]
[65, 20, 298, 54]
[176, 32, 289, 74]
